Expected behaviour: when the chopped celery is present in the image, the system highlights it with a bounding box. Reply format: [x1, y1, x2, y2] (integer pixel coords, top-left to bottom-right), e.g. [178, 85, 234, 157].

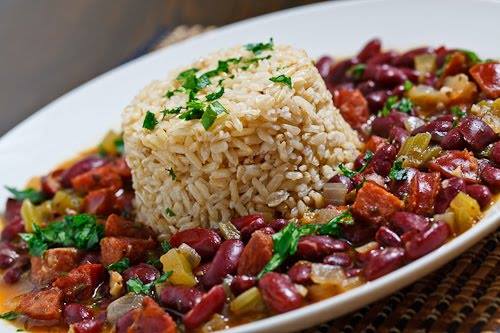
[415, 53, 437, 76]
[229, 287, 266, 315]
[160, 249, 197, 287]
[398, 132, 434, 168]
[52, 190, 82, 215]
[20, 199, 43, 232]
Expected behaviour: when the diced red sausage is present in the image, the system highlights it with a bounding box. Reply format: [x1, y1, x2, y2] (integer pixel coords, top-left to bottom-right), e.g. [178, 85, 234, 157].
[428, 150, 479, 183]
[104, 214, 154, 239]
[469, 62, 500, 98]
[99, 237, 157, 266]
[53, 263, 105, 301]
[334, 88, 370, 129]
[17, 287, 63, 321]
[183, 285, 226, 329]
[364, 135, 388, 153]
[352, 182, 404, 225]
[31, 247, 83, 286]
[71, 164, 123, 194]
[237, 230, 273, 276]
[406, 171, 441, 216]
[126, 297, 177, 333]
[82, 188, 115, 215]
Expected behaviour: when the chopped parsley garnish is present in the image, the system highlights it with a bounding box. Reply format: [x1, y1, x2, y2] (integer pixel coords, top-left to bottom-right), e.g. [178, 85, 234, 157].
[258, 211, 353, 278]
[142, 111, 158, 130]
[106, 258, 130, 273]
[114, 137, 124, 155]
[347, 64, 366, 80]
[5, 186, 45, 204]
[458, 49, 481, 64]
[403, 80, 414, 91]
[160, 107, 183, 119]
[269, 74, 292, 88]
[245, 38, 274, 54]
[201, 101, 227, 130]
[20, 214, 103, 257]
[389, 159, 408, 181]
[451, 106, 466, 119]
[161, 241, 172, 252]
[0, 312, 19, 321]
[337, 150, 374, 179]
[127, 271, 173, 295]
[165, 87, 184, 98]
[206, 86, 224, 101]
[168, 168, 176, 181]
[165, 208, 176, 217]
[379, 96, 413, 116]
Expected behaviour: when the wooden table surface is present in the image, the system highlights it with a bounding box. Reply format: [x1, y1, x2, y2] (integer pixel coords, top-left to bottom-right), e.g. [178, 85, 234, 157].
[0, 0, 325, 136]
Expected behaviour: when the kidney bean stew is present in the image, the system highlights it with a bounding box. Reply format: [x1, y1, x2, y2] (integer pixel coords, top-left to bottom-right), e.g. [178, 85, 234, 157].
[1, 39, 499, 333]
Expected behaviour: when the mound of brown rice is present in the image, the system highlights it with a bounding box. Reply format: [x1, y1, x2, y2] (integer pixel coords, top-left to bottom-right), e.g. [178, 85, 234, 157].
[122, 43, 362, 235]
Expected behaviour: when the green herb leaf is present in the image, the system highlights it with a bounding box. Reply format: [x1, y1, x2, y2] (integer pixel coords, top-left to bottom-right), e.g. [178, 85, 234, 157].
[168, 168, 176, 181]
[378, 96, 399, 117]
[126, 278, 152, 295]
[114, 137, 124, 155]
[142, 111, 158, 130]
[201, 101, 227, 130]
[245, 38, 274, 54]
[338, 164, 358, 178]
[337, 151, 373, 179]
[389, 159, 408, 181]
[165, 87, 184, 98]
[0, 311, 19, 321]
[161, 107, 183, 119]
[165, 208, 176, 217]
[347, 64, 366, 80]
[155, 271, 173, 284]
[458, 49, 481, 64]
[378, 96, 413, 116]
[403, 80, 414, 91]
[395, 98, 414, 114]
[20, 214, 103, 256]
[206, 86, 224, 101]
[5, 187, 45, 204]
[269, 74, 292, 88]
[161, 241, 171, 252]
[196, 74, 211, 90]
[318, 210, 354, 236]
[106, 257, 130, 273]
[451, 106, 466, 119]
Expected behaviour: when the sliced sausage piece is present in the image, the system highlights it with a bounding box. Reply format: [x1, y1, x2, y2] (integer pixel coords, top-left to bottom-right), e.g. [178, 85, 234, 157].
[100, 237, 157, 266]
[31, 247, 82, 286]
[17, 287, 63, 321]
[406, 171, 441, 216]
[352, 182, 404, 225]
[104, 214, 154, 239]
[126, 297, 177, 333]
[469, 62, 500, 98]
[71, 164, 122, 194]
[53, 263, 105, 301]
[237, 230, 273, 276]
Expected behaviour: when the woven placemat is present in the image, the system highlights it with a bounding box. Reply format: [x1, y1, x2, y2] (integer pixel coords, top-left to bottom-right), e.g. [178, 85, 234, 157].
[150, 26, 500, 333]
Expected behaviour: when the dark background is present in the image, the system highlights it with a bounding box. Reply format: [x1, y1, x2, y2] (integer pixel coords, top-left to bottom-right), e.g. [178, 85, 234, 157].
[0, 0, 326, 136]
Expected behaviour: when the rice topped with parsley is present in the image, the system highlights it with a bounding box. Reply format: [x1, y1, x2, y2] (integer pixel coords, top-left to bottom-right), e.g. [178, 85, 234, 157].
[122, 40, 362, 235]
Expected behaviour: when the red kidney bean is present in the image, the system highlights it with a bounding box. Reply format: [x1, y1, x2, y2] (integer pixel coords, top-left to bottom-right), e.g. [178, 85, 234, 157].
[440, 128, 466, 150]
[428, 150, 479, 183]
[323, 252, 352, 267]
[365, 90, 390, 113]
[270, 219, 289, 232]
[372, 111, 408, 138]
[363, 64, 408, 87]
[391, 84, 406, 97]
[364, 247, 405, 281]
[193, 262, 210, 278]
[370, 144, 397, 177]
[297, 236, 349, 260]
[392, 47, 434, 67]
[259, 273, 302, 314]
[0, 245, 19, 269]
[357, 38, 381, 62]
[390, 167, 417, 199]
[201, 240, 244, 288]
[481, 164, 500, 190]
[367, 51, 397, 66]
[465, 184, 492, 208]
[230, 275, 257, 295]
[342, 222, 378, 246]
[122, 263, 160, 284]
[160, 286, 203, 313]
[490, 141, 500, 165]
[399, 68, 420, 83]
[391, 212, 429, 234]
[389, 126, 409, 150]
[405, 221, 450, 260]
[64, 303, 94, 325]
[357, 80, 377, 95]
[60, 156, 108, 188]
[41, 170, 62, 197]
[71, 319, 103, 333]
[412, 119, 453, 143]
[3, 255, 29, 284]
[316, 56, 334, 79]
[287, 262, 312, 284]
[5, 199, 22, 224]
[354, 150, 372, 169]
[169, 227, 222, 259]
[183, 285, 226, 329]
[434, 177, 466, 213]
[328, 174, 354, 193]
[375, 226, 402, 247]
[231, 214, 266, 240]
[329, 58, 358, 84]
[1, 220, 25, 242]
[457, 117, 497, 151]
[346, 267, 363, 278]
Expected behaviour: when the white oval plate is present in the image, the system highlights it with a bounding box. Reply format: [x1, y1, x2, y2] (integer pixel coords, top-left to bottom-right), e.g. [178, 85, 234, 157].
[1, 0, 500, 332]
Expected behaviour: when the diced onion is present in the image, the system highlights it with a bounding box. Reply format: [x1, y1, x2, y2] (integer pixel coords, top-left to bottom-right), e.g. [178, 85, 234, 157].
[449, 192, 481, 234]
[201, 314, 228, 333]
[294, 284, 308, 298]
[106, 293, 144, 324]
[414, 53, 437, 76]
[310, 263, 346, 285]
[229, 287, 265, 315]
[218, 220, 240, 240]
[355, 241, 379, 254]
[178, 243, 201, 269]
[323, 182, 348, 205]
[404, 116, 426, 132]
